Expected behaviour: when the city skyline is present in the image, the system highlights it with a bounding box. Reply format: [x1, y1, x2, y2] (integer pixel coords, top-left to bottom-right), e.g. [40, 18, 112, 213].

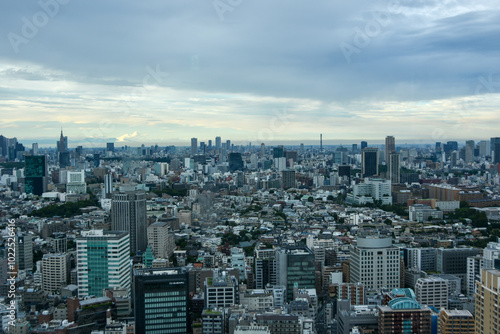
[1, 1, 500, 145]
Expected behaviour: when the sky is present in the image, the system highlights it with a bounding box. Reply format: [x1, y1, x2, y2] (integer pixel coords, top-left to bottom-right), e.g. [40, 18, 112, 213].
[1, 0, 500, 147]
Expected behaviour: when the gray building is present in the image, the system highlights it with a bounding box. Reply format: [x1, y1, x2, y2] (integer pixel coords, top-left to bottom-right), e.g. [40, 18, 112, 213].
[335, 299, 378, 334]
[436, 248, 481, 288]
[111, 189, 147, 254]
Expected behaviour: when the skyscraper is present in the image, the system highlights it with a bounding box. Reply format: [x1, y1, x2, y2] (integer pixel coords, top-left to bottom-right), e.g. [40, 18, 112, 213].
[191, 137, 197, 156]
[361, 141, 367, 150]
[15, 232, 33, 271]
[465, 140, 474, 163]
[475, 269, 500, 333]
[24, 155, 48, 196]
[77, 230, 131, 298]
[492, 137, 500, 164]
[41, 253, 69, 294]
[350, 235, 400, 290]
[215, 136, 222, 150]
[228, 152, 244, 172]
[388, 153, 400, 184]
[133, 267, 189, 334]
[385, 136, 395, 163]
[111, 190, 147, 254]
[277, 246, 316, 301]
[281, 170, 296, 189]
[106, 142, 115, 153]
[361, 148, 379, 178]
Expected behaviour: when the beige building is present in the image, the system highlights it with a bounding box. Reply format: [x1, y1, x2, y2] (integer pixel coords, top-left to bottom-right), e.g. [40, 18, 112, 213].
[438, 309, 474, 334]
[41, 253, 68, 294]
[475, 269, 500, 333]
[147, 221, 174, 258]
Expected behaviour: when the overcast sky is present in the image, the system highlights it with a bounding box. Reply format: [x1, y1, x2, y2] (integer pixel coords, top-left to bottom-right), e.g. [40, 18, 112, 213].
[1, 0, 500, 147]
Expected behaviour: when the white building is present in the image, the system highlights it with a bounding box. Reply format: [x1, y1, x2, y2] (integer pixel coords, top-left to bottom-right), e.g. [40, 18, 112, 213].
[205, 271, 238, 308]
[77, 230, 131, 298]
[467, 255, 484, 297]
[41, 253, 68, 294]
[66, 170, 86, 194]
[147, 222, 174, 258]
[415, 277, 449, 309]
[346, 178, 392, 205]
[483, 239, 500, 270]
[349, 236, 400, 290]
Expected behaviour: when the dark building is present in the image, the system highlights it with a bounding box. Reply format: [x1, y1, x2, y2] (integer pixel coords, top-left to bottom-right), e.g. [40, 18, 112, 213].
[361, 148, 378, 178]
[492, 137, 500, 164]
[273, 146, 285, 158]
[361, 141, 367, 150]
[378, 298, 431, 334]
[255, 314, 301, 334]
[133, 267, 189, 334]
[93, 153, 100, 167]
[59, 151, 70, 168]
[281, 170, 296, 189]
[278, 246, 316, 302]
[338, 165, 351, 182]
[106, 142, 115, 152]
[25, 155, 48, 196]
[228, 152, 244, 172]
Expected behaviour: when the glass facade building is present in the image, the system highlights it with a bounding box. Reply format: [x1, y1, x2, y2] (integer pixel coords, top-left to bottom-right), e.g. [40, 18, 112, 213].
[134, 267, 189, 334]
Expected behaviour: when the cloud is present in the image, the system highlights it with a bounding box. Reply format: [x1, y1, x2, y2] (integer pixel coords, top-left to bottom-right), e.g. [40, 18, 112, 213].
[116, 131, 138, 142]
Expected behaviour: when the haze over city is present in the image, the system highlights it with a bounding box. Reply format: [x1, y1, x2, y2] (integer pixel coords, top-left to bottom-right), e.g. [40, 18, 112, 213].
[2, 0, 500, 146]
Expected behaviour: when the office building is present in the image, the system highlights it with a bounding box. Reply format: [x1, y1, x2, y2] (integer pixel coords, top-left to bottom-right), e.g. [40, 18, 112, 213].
[77, 230, 131, 298]
[350, 236, 401, 290]
[436, 248, 481, 286]
[191, 137, 197, 156]
[388, 152, 400, 183]
[414, 277, 448, 309]
[335, 300, 379, 334]
[361, 141, 367, 150]
[147, 221, 174, 259]
[32, 142, 39, 155]
[41, 253, 69, 294]
[345, 178, 392, 205]
[475, 269, 500, 333]
[106, 142, 115, 153]
[385, 136, 395, 163]
[438, 309, 474, 334]
[491, 137, 500, 163]
[24, 155, 48, 196]
[483, 239, 500, 270]
[281, 170, 296, 189]
[202, 308, 225, 334]
[465, 140, 475, 163]
[66, 170, 86, 194]
[133, 267, 189, 334]
[328, 282, 365, 305]
[277, 246, 316, 302]
[255, 248, 277, 289]
[215, 136, 222, 150]
[378, 297, 431, 333]
[361, 148, 378, 177]
[16, 232, 33, 271]
[205, 270, 239, 308]
[466, 255, 483, 297]
[228, 152, 244, 172]
[403, 247, 437, 272]
[111, 189, 147, 254]
[255, 314, 301, 334]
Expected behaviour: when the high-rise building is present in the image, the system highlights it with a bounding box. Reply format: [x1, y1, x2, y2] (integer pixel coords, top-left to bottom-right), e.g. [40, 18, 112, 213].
[260, 143, 265, 157]
[378, 297, 431, 333]
[41, 253, 69, 294]
[273, 146, 285, 158]
[15, 232, 33, 271]
[385, 136, 395, 163]
[361, 148, 378, 178]
[228, 152, 244, 172]
[66, 170, 86, 194]
[111, 190, 147, 254]
[388, 153, 400, 184]
[438, 309, 474, 334]
[483, 239, 500, 270]
[147, 222, 174, 259]
[403, 247, 436, 272]
[191, 137, 197, 156]
[491, 137, 500, 163]
[466, 255, 483, 297]
[277, 246, 316, 301]
[465, 140, 475, 163]
[77, 230, 131, 298]
[281, 170, 296, 189]
[475, 269, 500, 333]
[24, 155, 48, 196]
[104, 173, 113, 195]
[436, 248, 481, 286]
[361, 141, 367, 150]
[350, 236, 401, 290]
[32, 143, 39, 155]
[215, 136, 222, 150]
[133, 267, 189, 334]
[255, 248, 277, 289]
[106, 142, 115, 153]
[414, 277, 448, 309]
